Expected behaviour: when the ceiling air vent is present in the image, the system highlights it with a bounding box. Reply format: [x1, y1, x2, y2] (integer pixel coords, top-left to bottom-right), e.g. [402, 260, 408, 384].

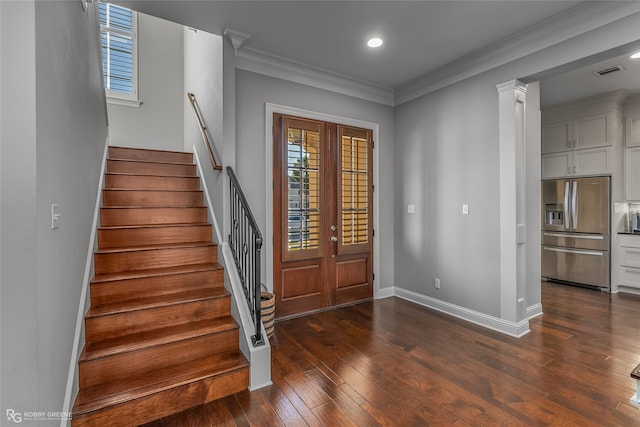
[593, 65, 625, 77]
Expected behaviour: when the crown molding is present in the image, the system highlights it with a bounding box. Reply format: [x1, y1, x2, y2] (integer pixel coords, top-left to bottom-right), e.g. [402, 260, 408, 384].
[395, 1, 640, 106]
[235, 47, 395, 106]
[232, 2, 640, 108]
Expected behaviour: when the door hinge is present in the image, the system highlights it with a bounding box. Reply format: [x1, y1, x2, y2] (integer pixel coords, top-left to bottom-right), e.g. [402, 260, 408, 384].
[373, 273, 375, 281]
[371, 140, 375, 149]
[372, 229, 375, 237]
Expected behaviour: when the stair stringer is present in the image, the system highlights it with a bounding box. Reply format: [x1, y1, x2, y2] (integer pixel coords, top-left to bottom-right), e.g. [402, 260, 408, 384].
[192, 146, 272, 391]
[62, 138, 109, 427]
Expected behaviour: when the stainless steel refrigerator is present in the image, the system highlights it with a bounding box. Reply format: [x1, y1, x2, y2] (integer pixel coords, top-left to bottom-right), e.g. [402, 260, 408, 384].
[541, 176, 610, 289]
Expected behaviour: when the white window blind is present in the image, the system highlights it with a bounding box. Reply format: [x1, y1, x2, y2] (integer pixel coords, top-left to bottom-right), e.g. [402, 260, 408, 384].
[99, 2, 139, 105]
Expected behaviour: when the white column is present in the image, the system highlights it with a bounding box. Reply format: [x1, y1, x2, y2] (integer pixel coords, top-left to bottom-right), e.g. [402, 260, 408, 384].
[497, 80, 529, 332]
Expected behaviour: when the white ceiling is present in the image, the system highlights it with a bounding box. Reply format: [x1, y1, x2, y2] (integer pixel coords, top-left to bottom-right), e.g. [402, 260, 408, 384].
[539, 47, 640, 106]
[117, 1, 640, 105]
[120, 0, 581, 89]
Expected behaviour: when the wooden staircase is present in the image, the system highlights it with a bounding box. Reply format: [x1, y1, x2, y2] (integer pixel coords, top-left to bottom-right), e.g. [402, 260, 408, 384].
[72, 146, 249, 427]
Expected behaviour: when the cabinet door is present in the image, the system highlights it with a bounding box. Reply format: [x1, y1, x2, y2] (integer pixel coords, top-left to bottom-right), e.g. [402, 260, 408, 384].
[542, 121, 572, 154]
[626, 113, 640, 148]
[626, 147, 640, 201]
[573, 146, 612, 176]
[619, 266, 640, 289]
[541, 152, 572, 179]
[574, 113, 613, 150]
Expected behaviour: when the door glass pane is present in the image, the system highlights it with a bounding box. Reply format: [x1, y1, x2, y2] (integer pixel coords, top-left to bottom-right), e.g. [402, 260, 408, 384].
[287, 127, 320, 251]
[341, 136, 369, 245]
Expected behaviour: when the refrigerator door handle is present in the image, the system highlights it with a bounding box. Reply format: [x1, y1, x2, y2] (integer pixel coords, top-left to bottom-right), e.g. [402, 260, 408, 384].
[571, 180, 578, 230]
[564, 181, 570, 230]
[543, 247, 604, 256]
[543, 232, 604, 240]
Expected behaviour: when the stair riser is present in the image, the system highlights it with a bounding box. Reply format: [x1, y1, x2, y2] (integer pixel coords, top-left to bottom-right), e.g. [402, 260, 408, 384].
[109, 147, 193, 164]
[94, 246, 217, 274]
[71, 367, 249, 427]
[100, 207, 207, 226]
[98, 224, 211, 249]
[90, 269, 224, 306]
[102, 190, 203, 207]
[79, 329, 239, 389]
[107, 159, 196, 177]
[85, 298, 231, 342]
[105, 174, 200, 191]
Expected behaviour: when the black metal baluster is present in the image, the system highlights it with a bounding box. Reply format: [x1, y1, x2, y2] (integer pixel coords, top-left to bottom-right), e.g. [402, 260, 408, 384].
[227, 167, 264, 346]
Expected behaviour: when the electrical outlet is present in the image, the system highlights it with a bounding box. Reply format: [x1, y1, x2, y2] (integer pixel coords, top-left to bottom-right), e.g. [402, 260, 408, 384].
[51, 204, 61, 230]
[434, 278, 441, 289]
[462, 204, 469, 215]
[408, 204, 415, 214]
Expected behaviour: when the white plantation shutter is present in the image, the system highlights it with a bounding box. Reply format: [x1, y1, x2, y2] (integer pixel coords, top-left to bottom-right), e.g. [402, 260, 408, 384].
[99, 2, 138, 104]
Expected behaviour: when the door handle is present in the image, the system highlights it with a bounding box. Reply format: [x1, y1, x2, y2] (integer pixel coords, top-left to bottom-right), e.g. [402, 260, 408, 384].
[571, 180, 578, 230]
[544, 247, 603, 256]
[330, 236, 338, 242]
[564, 181, 570, 230]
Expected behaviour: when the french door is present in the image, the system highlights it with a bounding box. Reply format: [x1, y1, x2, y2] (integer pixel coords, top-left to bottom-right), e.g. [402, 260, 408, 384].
[273, 114, 373, 318]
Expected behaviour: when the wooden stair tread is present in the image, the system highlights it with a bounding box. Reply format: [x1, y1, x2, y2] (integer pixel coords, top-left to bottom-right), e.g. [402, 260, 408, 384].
[80, 316, 237, 362]
[87, 287, 228, 318]
[103, 189, 203, 193]
[105, 172, 198, 179]
[100, 206, 206, 210]
[95, 241, 216, 254]
[91, 263, 223, 284]
[72, 352, 249, 415]
[107, 158, 195, 167]
[99, 222, 210, 230]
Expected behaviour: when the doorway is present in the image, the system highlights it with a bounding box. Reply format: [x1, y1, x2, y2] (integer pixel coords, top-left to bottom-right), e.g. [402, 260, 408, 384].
[273, 114, 374, 318]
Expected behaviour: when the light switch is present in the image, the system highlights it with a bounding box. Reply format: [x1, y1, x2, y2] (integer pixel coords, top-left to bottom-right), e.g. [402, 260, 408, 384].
[407, 204, 415, 214]
[51, 204, 61, 230]
[462, 204, 469, 215]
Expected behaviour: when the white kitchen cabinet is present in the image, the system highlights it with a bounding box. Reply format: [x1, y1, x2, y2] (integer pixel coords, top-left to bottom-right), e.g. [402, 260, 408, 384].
[542, 121, 572, 154]
[626, 112, 640, 148]
[574, 113, 614, 150]
[542, 112, 614, 154]
[542, 146, 612, 179]
[626, 146, 640, 201]
[619, 235, 640, 290]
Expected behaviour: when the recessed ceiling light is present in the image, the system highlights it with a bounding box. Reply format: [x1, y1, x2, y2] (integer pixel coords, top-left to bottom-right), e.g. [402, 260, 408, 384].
[631, 51, 640, 59]
[367, 37, 383, 48]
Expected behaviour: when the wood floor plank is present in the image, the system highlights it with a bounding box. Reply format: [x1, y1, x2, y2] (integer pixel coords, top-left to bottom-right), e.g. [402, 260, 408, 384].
[148, 283, 640, 426]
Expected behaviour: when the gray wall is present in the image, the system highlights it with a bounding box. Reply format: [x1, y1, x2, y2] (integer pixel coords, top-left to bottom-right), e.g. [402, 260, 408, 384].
[183, 28, 224, 232]
[107, 13, 184, 151]
[235, 69, 395, 290]
[1, 0, 107, 420]
[393, 12, 640, 318]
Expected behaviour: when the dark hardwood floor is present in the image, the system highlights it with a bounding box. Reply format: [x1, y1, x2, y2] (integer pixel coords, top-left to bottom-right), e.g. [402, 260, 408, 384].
[144, 282, 640, 426]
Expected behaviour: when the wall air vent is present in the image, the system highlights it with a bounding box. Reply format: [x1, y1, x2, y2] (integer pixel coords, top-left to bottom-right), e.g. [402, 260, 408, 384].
[593, 65, 625, 77]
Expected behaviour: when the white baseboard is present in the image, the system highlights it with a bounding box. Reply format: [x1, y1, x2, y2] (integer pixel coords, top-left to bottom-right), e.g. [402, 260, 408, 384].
[393, 287, 531, 338]
[526, 303, 543, 320]
[375, 286, 395, 300]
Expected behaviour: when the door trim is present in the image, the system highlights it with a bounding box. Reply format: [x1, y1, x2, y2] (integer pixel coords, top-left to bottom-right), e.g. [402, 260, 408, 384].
[265, 103, 381, 300]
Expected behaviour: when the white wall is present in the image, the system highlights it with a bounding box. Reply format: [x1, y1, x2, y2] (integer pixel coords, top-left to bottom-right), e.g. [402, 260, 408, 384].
[183, 28, 224, 226]
[394, 12, 640, 319]
[1, 0, 107, 422]
[107, 13, 184, 151]
[235, 69, 395, 292]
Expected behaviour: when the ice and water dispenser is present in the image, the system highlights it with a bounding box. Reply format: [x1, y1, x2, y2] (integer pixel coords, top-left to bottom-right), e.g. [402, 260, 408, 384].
[545, 204, 564, 226]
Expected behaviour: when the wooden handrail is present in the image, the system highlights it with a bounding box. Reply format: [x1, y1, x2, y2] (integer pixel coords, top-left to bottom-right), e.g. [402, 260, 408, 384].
[187, 92, 222, 171]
